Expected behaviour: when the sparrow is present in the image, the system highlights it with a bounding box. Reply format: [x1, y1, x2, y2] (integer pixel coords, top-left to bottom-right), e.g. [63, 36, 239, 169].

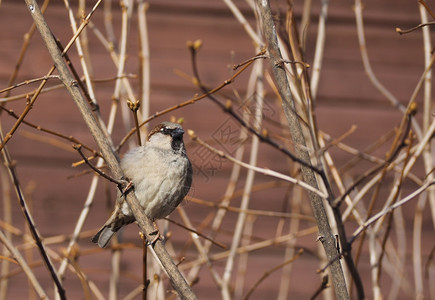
[92, 122, 193, 248]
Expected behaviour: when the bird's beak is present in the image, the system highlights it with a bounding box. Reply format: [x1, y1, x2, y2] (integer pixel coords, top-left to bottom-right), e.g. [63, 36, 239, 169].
[171, 127, 184, 138]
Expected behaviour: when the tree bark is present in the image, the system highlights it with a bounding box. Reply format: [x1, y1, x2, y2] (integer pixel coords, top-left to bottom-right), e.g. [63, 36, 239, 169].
[256, 1, 350, 299]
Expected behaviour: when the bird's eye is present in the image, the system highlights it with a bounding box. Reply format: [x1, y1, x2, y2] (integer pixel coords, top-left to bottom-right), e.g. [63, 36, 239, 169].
[160, 127, 171, 134]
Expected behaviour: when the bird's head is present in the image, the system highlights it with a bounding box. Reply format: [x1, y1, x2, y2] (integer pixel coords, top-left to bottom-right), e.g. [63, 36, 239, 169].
[147, 122, 186, 152]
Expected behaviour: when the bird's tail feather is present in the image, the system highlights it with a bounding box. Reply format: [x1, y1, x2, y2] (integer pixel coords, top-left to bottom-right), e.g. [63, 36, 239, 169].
[91, 226, 116, 248]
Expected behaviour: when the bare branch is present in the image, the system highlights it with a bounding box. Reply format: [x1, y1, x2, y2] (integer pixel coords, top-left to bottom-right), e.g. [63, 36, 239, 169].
[23, 0, 197, 298]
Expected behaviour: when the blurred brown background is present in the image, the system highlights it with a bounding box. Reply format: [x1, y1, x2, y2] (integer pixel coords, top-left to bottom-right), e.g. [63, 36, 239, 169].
[0, 0, 433, 299]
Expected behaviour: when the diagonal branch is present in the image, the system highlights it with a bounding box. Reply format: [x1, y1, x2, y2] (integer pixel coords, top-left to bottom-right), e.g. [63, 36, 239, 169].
[255, 0, 361, 299]
[23, 0, 197, 299]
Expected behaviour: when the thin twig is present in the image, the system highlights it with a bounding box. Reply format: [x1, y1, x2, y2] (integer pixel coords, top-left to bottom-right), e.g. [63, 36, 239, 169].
[310, 275, 329, 300]
[222, 0, 262, 46]
[188, 130, 327, 198]
[187, 65, 252, 283]
[418, 0, 435, 19]
[117, 47, 261, 151]
[164, 217, 227, 249]
[354, 0, 422, 141]
[309, 0, 329, 101]
[0, 0, 50, 102]
[243, 249, 304, 299]
[0, 0, 104, 152]
[0, 65, 55, 152]
[396, 21, 435, 35]
[0, 83, 64, 103]
[0, 105, 99, 157]
[341, 121, 434, 223]
[188, 42, 322, 175]
[187, 195, 315, 221]
[221, 52, 264, 298]
[376, 132, 414, 286]
[138, 0, 151, 138]
[334, 106, 415, 207]
[0, 130, 66, 299]
[0, 230, 47, 299]
[180, 226, 318, 271]
[127, 99, 142, 146]
[350, 179, 435, 242]
[73, 144, 125, 186]
[0, 75, 60, 94]
[61, 0, 99, 109]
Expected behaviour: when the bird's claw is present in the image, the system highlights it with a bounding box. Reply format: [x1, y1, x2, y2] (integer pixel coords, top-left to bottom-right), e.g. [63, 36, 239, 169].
[147, 222, 164, 247]
[119, 177, 134, 197]
[147, 230, 163, 247]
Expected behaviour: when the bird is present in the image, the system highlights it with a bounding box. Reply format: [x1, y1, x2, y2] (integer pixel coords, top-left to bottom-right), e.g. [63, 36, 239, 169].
[92, 122, 193, 248]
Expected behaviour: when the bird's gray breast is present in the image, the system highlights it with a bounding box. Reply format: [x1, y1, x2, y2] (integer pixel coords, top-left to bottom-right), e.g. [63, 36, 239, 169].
[120, 146, 192, 220]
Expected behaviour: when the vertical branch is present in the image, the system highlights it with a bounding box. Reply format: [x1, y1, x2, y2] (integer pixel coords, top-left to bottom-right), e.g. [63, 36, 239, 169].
[255, 0, 354, 299]
[117, 0, 137, 144]
[299, 0, 312, 40]
[142, 236, 148, 300]
[56, 1, 117, 289]
[62, 0, 98, 105]
[418, 0, 435, 262]
[138, 0, 150, 134]
[177, 206, 223, 286]
[353, 0, 404, 112]
[78, 0, 93, 77]
[391, 206, 406, 298]
[186, 116, 247, 283]
[234, 214, 255, 299]
[277, 184, 302, 300]
[368, 232, 380, 298]
[0, 127, 66, 299]
[222, 0, 262, 46]
[127, 99, 142, 146]
[413, 192, 427, 300]
[186, 46, 258, 284]
[0, 158, 12, 300]
[104, 0, 117, 48]
[109, 248, 121, 300]
[413, 8, 432, 292]
[221, 55, 264, 299]
[111, 2, 134, 297]
[57, 169, 100, 278]
[309, 0, 329, 101]
[376, 133, 413, 289]
[354, 0, 422, 140]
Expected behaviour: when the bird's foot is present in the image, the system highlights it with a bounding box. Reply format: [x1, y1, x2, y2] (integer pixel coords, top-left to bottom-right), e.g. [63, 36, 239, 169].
[147, 221, 163, 247]
[119, 177, 134, 197]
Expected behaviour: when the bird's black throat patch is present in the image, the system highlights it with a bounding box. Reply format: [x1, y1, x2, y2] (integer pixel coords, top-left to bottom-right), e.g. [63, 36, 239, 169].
[171, 137, 183, 152]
